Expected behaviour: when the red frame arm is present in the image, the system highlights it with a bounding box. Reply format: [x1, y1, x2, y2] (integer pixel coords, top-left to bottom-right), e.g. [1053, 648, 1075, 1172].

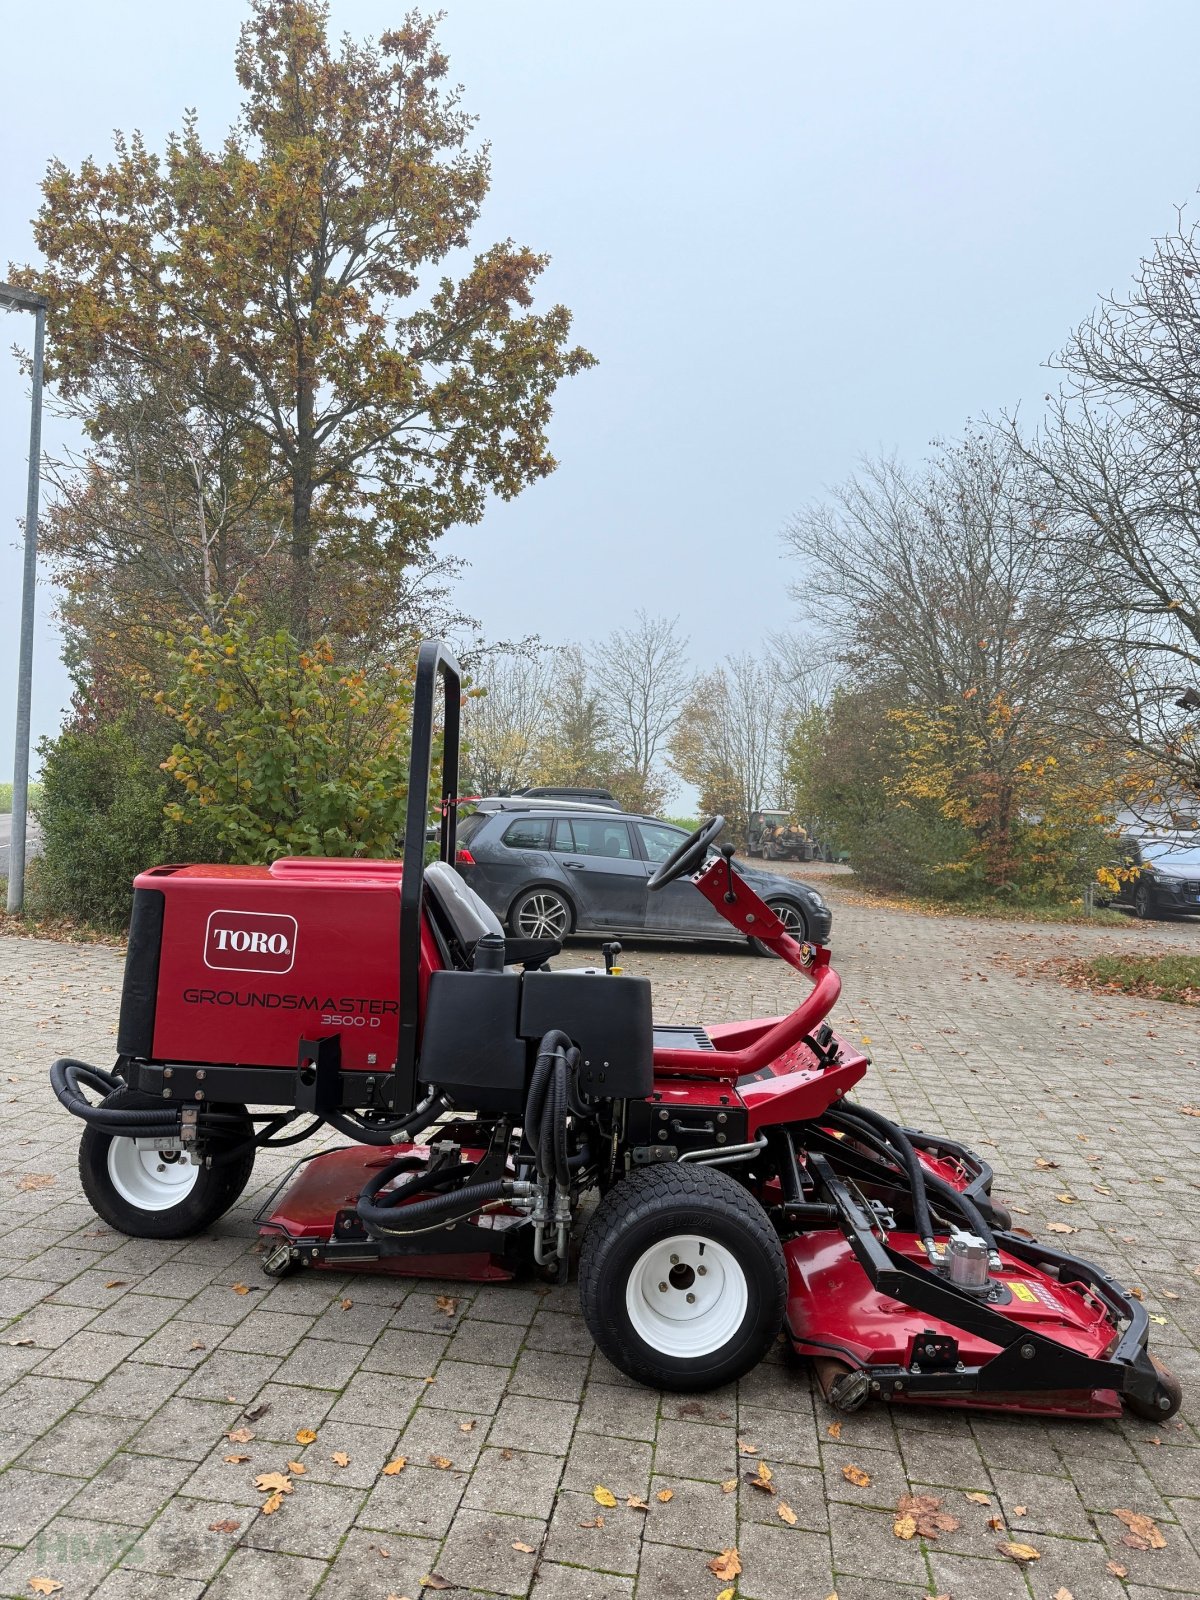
[650, 855, 841, 1079]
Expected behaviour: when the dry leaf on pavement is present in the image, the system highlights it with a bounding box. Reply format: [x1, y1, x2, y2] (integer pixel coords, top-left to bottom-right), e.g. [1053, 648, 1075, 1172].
[207, 1519, 240, 1534]
[826, 1421, 842, 1440]
[429, 1455, 453, 1471]
[720, 1478, 737, 1494]
[1052, 1588, 1074, 1600]
[842, 1464, 871, 1487]
[1114, 1508, 1167, 1549]
[579, 1516, 604, 1529]
[707, 1548, 741, 1582]
[382, 1457, 407, 1475]
[626, 1496, 649, 1511]
[894, 1493, 959, 1540]
[737, 1437, 758, 1455]
[224, 1454, 250, 1464]
[778, 1501, 798, 1525]
[419, 1576, 453, 1591]
[997, 1542, 1041, 1563]
[261, 1491, 285, 1515]
[339, 1298, 352, 1310]
[893, 1514, 918, 1540]
[331, 1452, 350, 1467]
[28, 1582, 64, 1597]
[593, 1484, 617, 1508]
[227, 1428, 255, 1444]
[295, 1428, 318, 1445]
[965, 1491, 990, 1504]
[512, 1541, 536, 1553]
[748, 1460, 775, 1494]
[1047, 1222, 1078, 1234]
[1106, 1560, 1129, 1577]
[254, 1472, 293, 1495]
[434, 1295, 458, 1316]
[232, 1283, 251, 1295]
[656, 1488, 674, 1502]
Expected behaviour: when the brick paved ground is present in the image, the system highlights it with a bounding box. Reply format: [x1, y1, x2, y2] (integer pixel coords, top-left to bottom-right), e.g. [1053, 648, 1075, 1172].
[1, 886, 1198, 1599]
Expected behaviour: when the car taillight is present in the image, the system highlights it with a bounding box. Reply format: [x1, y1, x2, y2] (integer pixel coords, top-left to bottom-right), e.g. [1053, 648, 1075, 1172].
[456, 847, 475, 866]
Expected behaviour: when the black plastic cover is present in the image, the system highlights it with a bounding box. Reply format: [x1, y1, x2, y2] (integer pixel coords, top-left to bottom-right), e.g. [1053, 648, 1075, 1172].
[116, 888, 165, 1059]
[519, 972, 654, 1101]
[417, 970, 528, 1113]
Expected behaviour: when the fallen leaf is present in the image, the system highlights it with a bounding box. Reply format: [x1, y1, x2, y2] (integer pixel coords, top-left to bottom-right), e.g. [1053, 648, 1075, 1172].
[17, 1174, 55, 1191]
[339, 1298, 353, 1310]
[295, 1428, 318, 1445]
[894, 1492, 959, 1539]
[232, 1283, 251, 1295]
[1114, 1507, 1166, 1549]
[997, 1542, 1041, 1563]
[511, 1540, 536, 1553]
[748, 1460, 775, 1494]
[1150, 1314, 1168, 1325]
[226, 1428, 255, 1444]
[625, 1495, 649, 1511]
[965, 1491, 991, 1505]
[331, 1451, 350, 1467]
[28, 1582, 63, 1597]
[720, 1478, 737, 1493]
[1047, 1222, 1079, 1234]
[707, 1548, 741, 1582]
[593, 1484, 618, 1508]
[988, 1516, 1005, 1530]
[716, 1591, 736, 1600]
[5, 1337, 34, 1347]
[104, 1280, 127, 1290]
[434, 1295, 458, 1316]
[737, 1437, 758, 1455]
[419, 1576, 453, 1591]
[189, 1340, 206, 1351]
[286, 1461, 306, 1474]
[429, 1455, 453, 1471]
[826, 1421, 842, 1440]
[244, 1404, 269, 1422]
[459, 1420, 476, 1433]
[499, 1448, 514, 1461]
[1180, 1106, 1200, 1117]
[1014, 1504, 1028, 1516]
[261, 1491, 284, 1515]
[656, 1488, 674, 1503]
[1055, 1193, 1078, 1205]
[1033, 1157, 1059, 1169]
[578, 1516, 604, 1529]
[382, 1457, 407, 1475]
[254, 1472, 293, 1495]
[1052, 1588, 1074, 1600]
[842, 1464, 872, 1488]
[778, 1500, 798, 1525]
[207, 1519, 240, 1533]
[893, 1514, 918, 1540]
[1129, 1286, 1144, 1301]
[1106, 1560, 1128, 1577]
[224, 1454, 250, 1464]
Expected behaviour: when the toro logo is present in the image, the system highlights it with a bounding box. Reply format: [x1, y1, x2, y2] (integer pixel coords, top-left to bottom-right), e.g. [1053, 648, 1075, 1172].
[204, 909, 297, 974]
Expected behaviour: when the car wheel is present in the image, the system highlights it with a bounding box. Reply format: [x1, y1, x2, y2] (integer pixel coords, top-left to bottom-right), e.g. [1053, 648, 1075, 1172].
[578, 1163, 786, 1391]
[1133, 884, 1158, 920]
[750, 899, 808, 956]
[509, 887, 573, 941]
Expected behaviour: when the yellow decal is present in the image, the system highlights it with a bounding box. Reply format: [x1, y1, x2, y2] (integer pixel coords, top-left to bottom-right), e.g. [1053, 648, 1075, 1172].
[1007, 1281, 1038, 1303]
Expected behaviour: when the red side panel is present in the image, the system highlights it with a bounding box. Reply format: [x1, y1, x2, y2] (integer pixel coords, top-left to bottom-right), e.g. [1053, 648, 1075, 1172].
[141, 859, 439, 1071]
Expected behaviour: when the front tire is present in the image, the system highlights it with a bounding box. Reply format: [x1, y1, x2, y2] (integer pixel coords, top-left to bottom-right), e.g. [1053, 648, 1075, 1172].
[578, 1163, 786, 1390]
[79, 1088, 256, 1239]
[1133, 884, 1158, 920]
[750, 899, 808, 956]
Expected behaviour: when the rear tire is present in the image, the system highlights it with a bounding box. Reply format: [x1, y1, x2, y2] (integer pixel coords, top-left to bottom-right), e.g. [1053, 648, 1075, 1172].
[578, 1163, 786, 1390]
[509, 887, 573, 942]
[79, 1088, 256, 1239]
[1125, 1355, 1183, 1421]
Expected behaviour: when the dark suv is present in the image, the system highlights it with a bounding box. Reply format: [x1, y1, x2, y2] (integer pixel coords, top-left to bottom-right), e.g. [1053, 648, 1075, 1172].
[453, 800, 833, 951]
[1106, 835, 1200, 919]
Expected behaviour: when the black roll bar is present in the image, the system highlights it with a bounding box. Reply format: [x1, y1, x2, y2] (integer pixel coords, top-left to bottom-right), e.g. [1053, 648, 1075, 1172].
[396, 639, 462, 1110]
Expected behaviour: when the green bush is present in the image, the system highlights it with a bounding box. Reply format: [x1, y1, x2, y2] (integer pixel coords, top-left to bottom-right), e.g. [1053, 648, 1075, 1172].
[34, 713, 220, 931]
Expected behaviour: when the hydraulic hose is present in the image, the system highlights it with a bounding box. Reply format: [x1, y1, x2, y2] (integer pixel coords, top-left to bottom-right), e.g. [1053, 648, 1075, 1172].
[325, 1089, 449, 1148]
[51, 1059, 181, 1135]
[829, 1104, 935, 1250]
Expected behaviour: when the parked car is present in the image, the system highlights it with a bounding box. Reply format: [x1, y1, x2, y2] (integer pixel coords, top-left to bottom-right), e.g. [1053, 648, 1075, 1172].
[1106, 836, 1200, 919]
[453, 800, 833, 952]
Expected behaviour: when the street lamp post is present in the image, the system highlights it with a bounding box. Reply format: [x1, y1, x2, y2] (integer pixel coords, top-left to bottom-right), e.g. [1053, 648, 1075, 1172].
[1, 282, 48, 913]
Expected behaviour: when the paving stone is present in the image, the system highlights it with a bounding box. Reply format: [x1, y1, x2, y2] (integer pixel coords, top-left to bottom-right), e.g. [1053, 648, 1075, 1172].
[177, 1348, 281, 1403]
[643, 1472, 737, 1550]
[489, 1394, 580, 1456]
[220, 1309, 315, 1356]
[532, 1561, 634, 1600]
[652, 1417, 737, 1482]
[307, 1299, 392, 1344]
[64, 1450, 195, 1528]
[242, 1478, 364, 1557]
[399, 1403, 489, 1468]
[126, 1397, 242, 1462]
[290, 1419, 400, 1488]
[737, 1519, 834, 1600]
[114, 1496, 241, 1581]
[436, 1505, 545, 1595]
[0, 1375, 93, 1435]
[543, 1490, 644, 1577]
[268, 1336, 365, 1391]
[927, 1550, 1038, 1600]
[527, 1309, 596, 1356]
[421, 1356, 513, 1413]
[445, 1316, 526, 1368]
[562, 1429, 652, 1498]
[0, 1466, 85, 1547]
[199, 1544, 327, 1600]
[829, 1499, 929, 1583]
[316, 1526, 438, 1600]
[990, 1465, 1095, 1539]
[0, 1514, 135, 1600]
[511, 1347, 590, 1404]
[359, 1327, 450, 1377]
[16, 1410, 137, 1478]
[741, 1461, 829, 1530]
[90, 1568, 207, 1600]
[358, 1459, 468, 1537]
[77, 1363, 183, 1421]
[324, 1370, 423, 1429]
[577, 1380, 659, 1443]
[464, 1445, 566, 1518]
[389, 1290, 470, 1334]
[126, 1321, 226, 1369]
[232, 1380, 337, 1440]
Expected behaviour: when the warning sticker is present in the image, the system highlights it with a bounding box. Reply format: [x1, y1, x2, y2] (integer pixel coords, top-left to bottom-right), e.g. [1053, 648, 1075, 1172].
[1008, 1281, 1038, 1303]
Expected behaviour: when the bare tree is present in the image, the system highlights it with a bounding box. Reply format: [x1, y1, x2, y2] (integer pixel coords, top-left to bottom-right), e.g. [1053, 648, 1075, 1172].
[670, 652, 790, 840]
[461, 652, 559, 795]
[1014, 211, 1200, 811]
[592, 612, 690, 811]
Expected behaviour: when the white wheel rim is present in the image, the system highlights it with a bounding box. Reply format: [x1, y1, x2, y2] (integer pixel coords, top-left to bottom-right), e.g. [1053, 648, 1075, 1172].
[517, 893, 570, 939]
[107, 1138, 200, 1212]
[625, 1233, 748, 1358]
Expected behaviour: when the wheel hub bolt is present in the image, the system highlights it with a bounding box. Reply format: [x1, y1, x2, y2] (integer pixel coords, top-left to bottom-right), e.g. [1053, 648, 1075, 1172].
[669, 1254, 679, 1264]
[658, 1282, 668, 1292]
[686, 1292, 696, 1304]
[697, 1266, 707, 1276]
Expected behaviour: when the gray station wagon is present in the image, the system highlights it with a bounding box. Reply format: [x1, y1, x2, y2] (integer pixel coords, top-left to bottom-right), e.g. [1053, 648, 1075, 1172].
[453, 800, 833, 952]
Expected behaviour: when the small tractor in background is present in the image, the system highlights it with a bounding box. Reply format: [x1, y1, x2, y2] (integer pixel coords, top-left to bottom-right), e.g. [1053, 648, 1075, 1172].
[747, 809, 814, 861]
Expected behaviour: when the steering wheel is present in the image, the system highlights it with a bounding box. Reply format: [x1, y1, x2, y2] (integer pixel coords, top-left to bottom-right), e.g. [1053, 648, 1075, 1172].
[647, 815, 726, 891]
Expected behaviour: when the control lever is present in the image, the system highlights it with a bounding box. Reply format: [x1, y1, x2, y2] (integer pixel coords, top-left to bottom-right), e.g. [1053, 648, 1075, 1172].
[719, 842, 737, 903]
[601, 940, 623, 975]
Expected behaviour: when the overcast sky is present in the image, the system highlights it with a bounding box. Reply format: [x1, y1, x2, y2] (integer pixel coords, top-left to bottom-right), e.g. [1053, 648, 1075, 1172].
[3, 0, 1200, 780]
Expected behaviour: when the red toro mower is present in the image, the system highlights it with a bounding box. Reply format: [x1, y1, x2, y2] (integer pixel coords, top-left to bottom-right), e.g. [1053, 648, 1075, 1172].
[52, 643, 1181, 1417]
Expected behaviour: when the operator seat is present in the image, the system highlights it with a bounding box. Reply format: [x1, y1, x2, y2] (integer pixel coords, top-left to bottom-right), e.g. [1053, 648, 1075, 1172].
[423, 862, 560, 971]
